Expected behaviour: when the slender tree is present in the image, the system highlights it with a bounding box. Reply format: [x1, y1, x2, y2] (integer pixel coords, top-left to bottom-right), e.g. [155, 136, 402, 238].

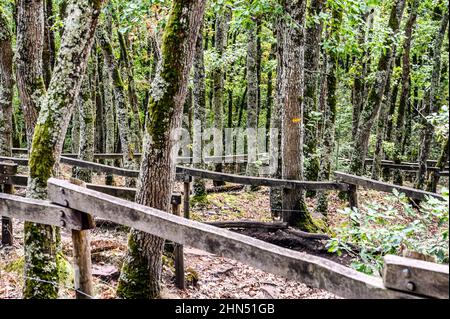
[116, 0, 206, 299]
[416, 10, 449, 189]
[24, 0, 103, 298]
[16, 0, 45, 147]
[350, 0, 406, 176]
[279, 0, 317, 231]
[304, 0, 325, 188]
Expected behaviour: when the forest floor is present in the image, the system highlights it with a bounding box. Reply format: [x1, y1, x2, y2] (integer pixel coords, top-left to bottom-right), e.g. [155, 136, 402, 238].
[0, 164, 440, 299]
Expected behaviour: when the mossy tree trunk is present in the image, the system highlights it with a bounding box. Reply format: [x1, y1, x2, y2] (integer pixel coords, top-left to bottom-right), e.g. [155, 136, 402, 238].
[392, 0, 419, 186]
[269, 20, 283, 219]
[350, 0, 406, 176]
[212, 11, 230, 184]
[304, 0, 325, 191]
[351, 9, 374, 139]
[74, 74, 95, 183]
[117, 29, 142, 151]
[24, 0, 103, 299]
[16, 0, 45, 147]
[0, 9, 13, 158]
[246, 21, 259, 179]
[98, 22, 137, 186]
[116, 0, 206, 299]
[316, 6, 343, 215]
[43, 0, 56, 89]
[415, 11, 448, 189]
[0, 9, 14, 246]
[193, 26, 207, 200]
[278, 0, 317, 231]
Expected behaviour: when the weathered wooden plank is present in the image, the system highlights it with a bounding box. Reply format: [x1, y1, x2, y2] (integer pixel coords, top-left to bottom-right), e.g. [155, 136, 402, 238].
[68, 179, 94, 299]
[335, 171, 444, 201]
[47, 178, 419, 299]
[383, 255, 449, 299]
[177, 167, 349, 191]
[60, 157, 139, 177]
[0, 156, 29, 166]
[0, 162, 18, 176]
[172, 200, 185, 290]
[1, 184, 14, 245]
[0, 192, 84, 230]
[205, 221, 288, 230]
[85, 184, 137, 201]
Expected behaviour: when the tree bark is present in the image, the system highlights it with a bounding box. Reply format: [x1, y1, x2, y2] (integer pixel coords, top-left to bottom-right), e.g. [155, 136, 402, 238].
[24, 0, 103, 299]
[74, 74, 95, 183]
[304, 0, 325, 188]
[391, 0, 419, 185]
[98, 23, 137, 186]
[193, 26, 207, 200]
[16, 0, 45, 147]
[316, 6, 343, 214]
[116, 0, 206, 299]
[212, 11, 230, 183]
[246, 21, 259, 178]
[279, 0, 317, 231]
[0, 10, 13, 158]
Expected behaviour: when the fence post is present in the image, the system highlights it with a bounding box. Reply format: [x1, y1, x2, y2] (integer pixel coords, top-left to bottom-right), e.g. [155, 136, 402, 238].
[1, 161, 17, 246]
[68, 178, 95, 299]
[171, 194, 184, 289]
[183, 175, 192, 219]
[348, 184, 358, 210]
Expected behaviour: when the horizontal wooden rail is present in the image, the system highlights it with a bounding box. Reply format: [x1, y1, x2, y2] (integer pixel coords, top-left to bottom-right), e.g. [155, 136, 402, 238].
[46, 178, 417, 299]
[1, 156, 348, 191]
[383, 255, 448, 299]
[176, 166, 349, 191]
[334, 171, 445, 201]
[0, 192, 85, 230]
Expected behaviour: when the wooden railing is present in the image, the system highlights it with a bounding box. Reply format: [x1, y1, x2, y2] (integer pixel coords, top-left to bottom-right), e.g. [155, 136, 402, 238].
[0, 176, 447, 298]
[1, 159, 449, 299]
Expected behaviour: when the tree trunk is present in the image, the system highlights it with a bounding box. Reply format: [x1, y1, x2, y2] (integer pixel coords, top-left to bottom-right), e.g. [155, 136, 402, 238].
[316, 7, 343, 214]
[98, 23, 137, 186]
[392, 0, 419, 185]
[74, 74, 95, 183]
[16, 0, 45, 147]
[416, 11, 449, 189]
[246, 22, 259, 178]
[118, 29, 142, 151]
[116, 0, 206, 299]
[350, 0, 406, 176]
[304, 0, 325, 188]
[0, 10, 14, 158]
[43, 0, 56, 89]
[279, 0, 317, 231]
[193, 26, 207, 200]
[212, 11, 230, 183]
[352, 9, 374, 139]
[24, 0, 103, 299]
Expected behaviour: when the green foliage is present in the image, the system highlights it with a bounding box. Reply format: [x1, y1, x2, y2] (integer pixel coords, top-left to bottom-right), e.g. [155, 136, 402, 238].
[327, 189, 449, 275]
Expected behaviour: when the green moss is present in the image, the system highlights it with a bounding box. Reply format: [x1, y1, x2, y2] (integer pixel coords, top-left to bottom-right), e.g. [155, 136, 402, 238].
[23, 222, 59, 299]
[146, 1, 185, 149]
[296, 200, 320, 233]
[29, 122, 56, 186]
[185, 267, 199, 287]
[116, 232, 158, 299]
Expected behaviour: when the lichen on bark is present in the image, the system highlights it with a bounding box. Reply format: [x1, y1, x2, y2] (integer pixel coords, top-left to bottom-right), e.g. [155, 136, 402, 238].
[24, 0, 103, 298]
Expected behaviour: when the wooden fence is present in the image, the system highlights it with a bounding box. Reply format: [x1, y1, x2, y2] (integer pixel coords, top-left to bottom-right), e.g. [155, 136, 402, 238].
[1, 159, 449, 299]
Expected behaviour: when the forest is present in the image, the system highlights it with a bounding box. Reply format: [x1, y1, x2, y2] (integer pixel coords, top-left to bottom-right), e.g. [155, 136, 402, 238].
[0, 0, 448, 300]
